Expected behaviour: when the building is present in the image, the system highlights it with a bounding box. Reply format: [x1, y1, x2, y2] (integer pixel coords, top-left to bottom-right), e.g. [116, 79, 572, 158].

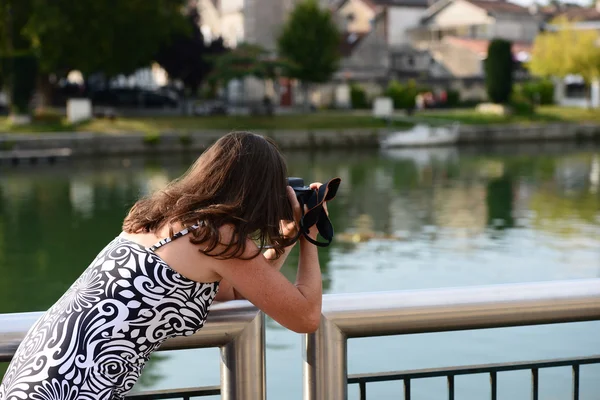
[243, 0, 299, 51]
[334, 0, 432, 46]
[219, 0, 245, 48]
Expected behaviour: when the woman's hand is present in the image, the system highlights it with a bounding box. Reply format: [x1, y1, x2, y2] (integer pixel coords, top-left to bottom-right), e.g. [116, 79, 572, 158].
[263, 186, 302, 262]
[303, 182, 328, 241]
[280, 185, 303, 240]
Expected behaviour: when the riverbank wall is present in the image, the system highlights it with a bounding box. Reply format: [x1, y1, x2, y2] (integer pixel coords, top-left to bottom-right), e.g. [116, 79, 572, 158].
[1, 122, 599, 158]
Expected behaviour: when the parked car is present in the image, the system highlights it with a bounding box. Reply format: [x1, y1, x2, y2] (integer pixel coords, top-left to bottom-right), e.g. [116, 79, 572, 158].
[91, 88, 179, 109]
[194, 99, 228, 116]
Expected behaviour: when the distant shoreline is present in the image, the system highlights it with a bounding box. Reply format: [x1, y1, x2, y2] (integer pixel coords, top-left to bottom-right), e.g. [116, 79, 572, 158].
[1, 122, 599, 162]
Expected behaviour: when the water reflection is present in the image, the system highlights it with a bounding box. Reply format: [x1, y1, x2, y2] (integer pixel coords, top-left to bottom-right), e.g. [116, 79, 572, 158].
[1, 142, 599, 398]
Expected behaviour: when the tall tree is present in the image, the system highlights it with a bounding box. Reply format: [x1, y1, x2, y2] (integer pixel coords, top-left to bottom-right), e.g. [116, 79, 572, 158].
[207, 43, 293, 112]
[0, 0, 39, 120]
[20, 0, 189, 77]
[277, 0, 341, 110]
[0, 0, 189, 118]
[155, 3, 228, 97]
[529, 16, 600, 108]
[484, 38, 514, 104]
[208, 43, 292, 86]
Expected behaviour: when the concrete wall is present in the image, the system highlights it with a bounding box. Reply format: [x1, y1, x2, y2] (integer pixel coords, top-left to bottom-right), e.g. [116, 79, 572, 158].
[458, 122, 600, 144]
[2, 124, 599, 163]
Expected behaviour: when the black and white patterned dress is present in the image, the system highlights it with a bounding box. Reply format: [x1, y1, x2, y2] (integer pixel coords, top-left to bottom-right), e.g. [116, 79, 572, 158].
[0, 225, 219, 400]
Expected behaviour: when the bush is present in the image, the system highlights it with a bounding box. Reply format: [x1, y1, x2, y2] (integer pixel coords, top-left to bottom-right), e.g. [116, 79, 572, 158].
[384, 79, 417, 111]
[446, 89, 460, 107]
[350, 84, 369, 109]
[485, 39, 514, 104]
[510, 89, 535, 115]
[519, 79, 554, 105]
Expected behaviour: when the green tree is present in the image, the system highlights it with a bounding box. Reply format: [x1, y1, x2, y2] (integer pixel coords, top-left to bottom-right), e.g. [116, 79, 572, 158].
[209, 43, 291, 86]
[18, 0, 189, 77]
[0, 0, 188, 118]
[484, 38, 514, 104]
[528, 16, 600, 108]
[277, 0, 341, 110]
[208, 43, 293, 111]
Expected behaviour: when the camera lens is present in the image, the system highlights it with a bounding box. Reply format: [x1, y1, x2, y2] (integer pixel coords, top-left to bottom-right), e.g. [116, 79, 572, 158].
[287, 177, 304, 187]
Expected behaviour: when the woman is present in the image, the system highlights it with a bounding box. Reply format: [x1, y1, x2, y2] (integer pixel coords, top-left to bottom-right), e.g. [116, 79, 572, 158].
[0, 132, 325, 400]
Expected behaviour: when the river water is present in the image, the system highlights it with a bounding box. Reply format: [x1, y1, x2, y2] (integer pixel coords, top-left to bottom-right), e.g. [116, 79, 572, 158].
[1, 142, 599, 399]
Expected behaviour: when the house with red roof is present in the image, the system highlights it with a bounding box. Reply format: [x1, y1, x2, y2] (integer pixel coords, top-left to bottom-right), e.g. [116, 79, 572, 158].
[327, 0, 545, 104]
[406, 0, 540, 75]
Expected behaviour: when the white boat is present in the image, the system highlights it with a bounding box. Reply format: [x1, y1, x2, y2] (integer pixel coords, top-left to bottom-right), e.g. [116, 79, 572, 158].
[380, 146, 459, 168]
[380, 122, 460, 148]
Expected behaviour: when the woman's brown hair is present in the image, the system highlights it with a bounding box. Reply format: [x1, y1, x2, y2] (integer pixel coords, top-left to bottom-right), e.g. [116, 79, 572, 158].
[122, 131, 295, 259]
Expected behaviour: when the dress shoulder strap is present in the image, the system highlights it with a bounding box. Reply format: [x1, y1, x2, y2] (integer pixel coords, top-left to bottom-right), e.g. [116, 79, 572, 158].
[147, 222, 203, 252]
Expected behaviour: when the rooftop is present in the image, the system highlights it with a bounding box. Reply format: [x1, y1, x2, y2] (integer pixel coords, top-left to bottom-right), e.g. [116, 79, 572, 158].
[443, 36, 532, 57]
[467, 0, 531, 15]
[559, 6, 600, 22]
[333, 0, 430, 11]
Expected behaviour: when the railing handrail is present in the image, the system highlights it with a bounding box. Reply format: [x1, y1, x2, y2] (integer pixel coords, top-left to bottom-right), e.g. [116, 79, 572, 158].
[320, 278, 600, 337]
[0, 300, 259, 359]
[0, 299, 265, 400]
[3, 279, 600, 400]
[303, 278, 600, 400]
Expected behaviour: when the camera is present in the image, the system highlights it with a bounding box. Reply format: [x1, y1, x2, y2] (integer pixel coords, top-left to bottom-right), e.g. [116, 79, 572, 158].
[285, 176, 342, 247]
[287, 177, 315, 204]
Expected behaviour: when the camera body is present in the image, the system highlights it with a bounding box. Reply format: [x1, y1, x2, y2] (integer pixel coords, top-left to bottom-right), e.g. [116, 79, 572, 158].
[287, 177, 314, 204]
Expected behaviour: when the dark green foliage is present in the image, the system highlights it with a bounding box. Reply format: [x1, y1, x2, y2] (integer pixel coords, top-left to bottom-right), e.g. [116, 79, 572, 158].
[208, 43, 293, 85]
[1, 53, 38, 114]
[155, 5, 227, 95]
[384, 80, 417, 110]
[0, 0, 188, 77]
[509, 90, 535, 115]
[277, 0, 341, 85]
[350, 84, 369, 109]
[484, 39, 514, 104]
[519, 79, 554, 105]
[446, 89, 460, 107]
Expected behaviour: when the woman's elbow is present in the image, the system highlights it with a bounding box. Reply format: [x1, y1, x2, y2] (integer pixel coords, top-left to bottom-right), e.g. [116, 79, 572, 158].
[290, 309, 321, 334]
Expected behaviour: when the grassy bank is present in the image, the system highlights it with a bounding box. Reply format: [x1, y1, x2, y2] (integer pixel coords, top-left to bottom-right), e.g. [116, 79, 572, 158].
[416, 106, 600, 125]
[0, 112, 403, 134]
[0, 106, 598, 135]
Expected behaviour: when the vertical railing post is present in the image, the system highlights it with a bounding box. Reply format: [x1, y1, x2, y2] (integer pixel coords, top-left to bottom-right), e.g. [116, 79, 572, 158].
[303, 316, 347, 400]
[220, 311, 266, 400]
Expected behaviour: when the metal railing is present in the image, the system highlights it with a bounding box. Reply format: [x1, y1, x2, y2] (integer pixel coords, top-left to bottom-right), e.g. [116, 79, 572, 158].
[303, 279, 600, 400]
[0, 300, 265, 400]
[2, 279, 600, 400]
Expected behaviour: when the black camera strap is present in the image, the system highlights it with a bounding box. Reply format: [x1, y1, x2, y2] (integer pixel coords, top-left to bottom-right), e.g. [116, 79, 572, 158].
[296, 177, 341, 247]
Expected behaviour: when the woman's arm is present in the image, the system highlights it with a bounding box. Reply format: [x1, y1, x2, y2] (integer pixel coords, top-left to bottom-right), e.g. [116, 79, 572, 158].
[209, 184, 325, 333]
[214, 216, 299, 302]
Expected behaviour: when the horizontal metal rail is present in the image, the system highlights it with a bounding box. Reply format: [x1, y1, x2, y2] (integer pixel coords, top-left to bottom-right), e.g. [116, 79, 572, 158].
[0, 300, 265, 400]
[126, 385, 221, 399]
[303, 279, 600, 400]
[348, 355, 600, 400]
